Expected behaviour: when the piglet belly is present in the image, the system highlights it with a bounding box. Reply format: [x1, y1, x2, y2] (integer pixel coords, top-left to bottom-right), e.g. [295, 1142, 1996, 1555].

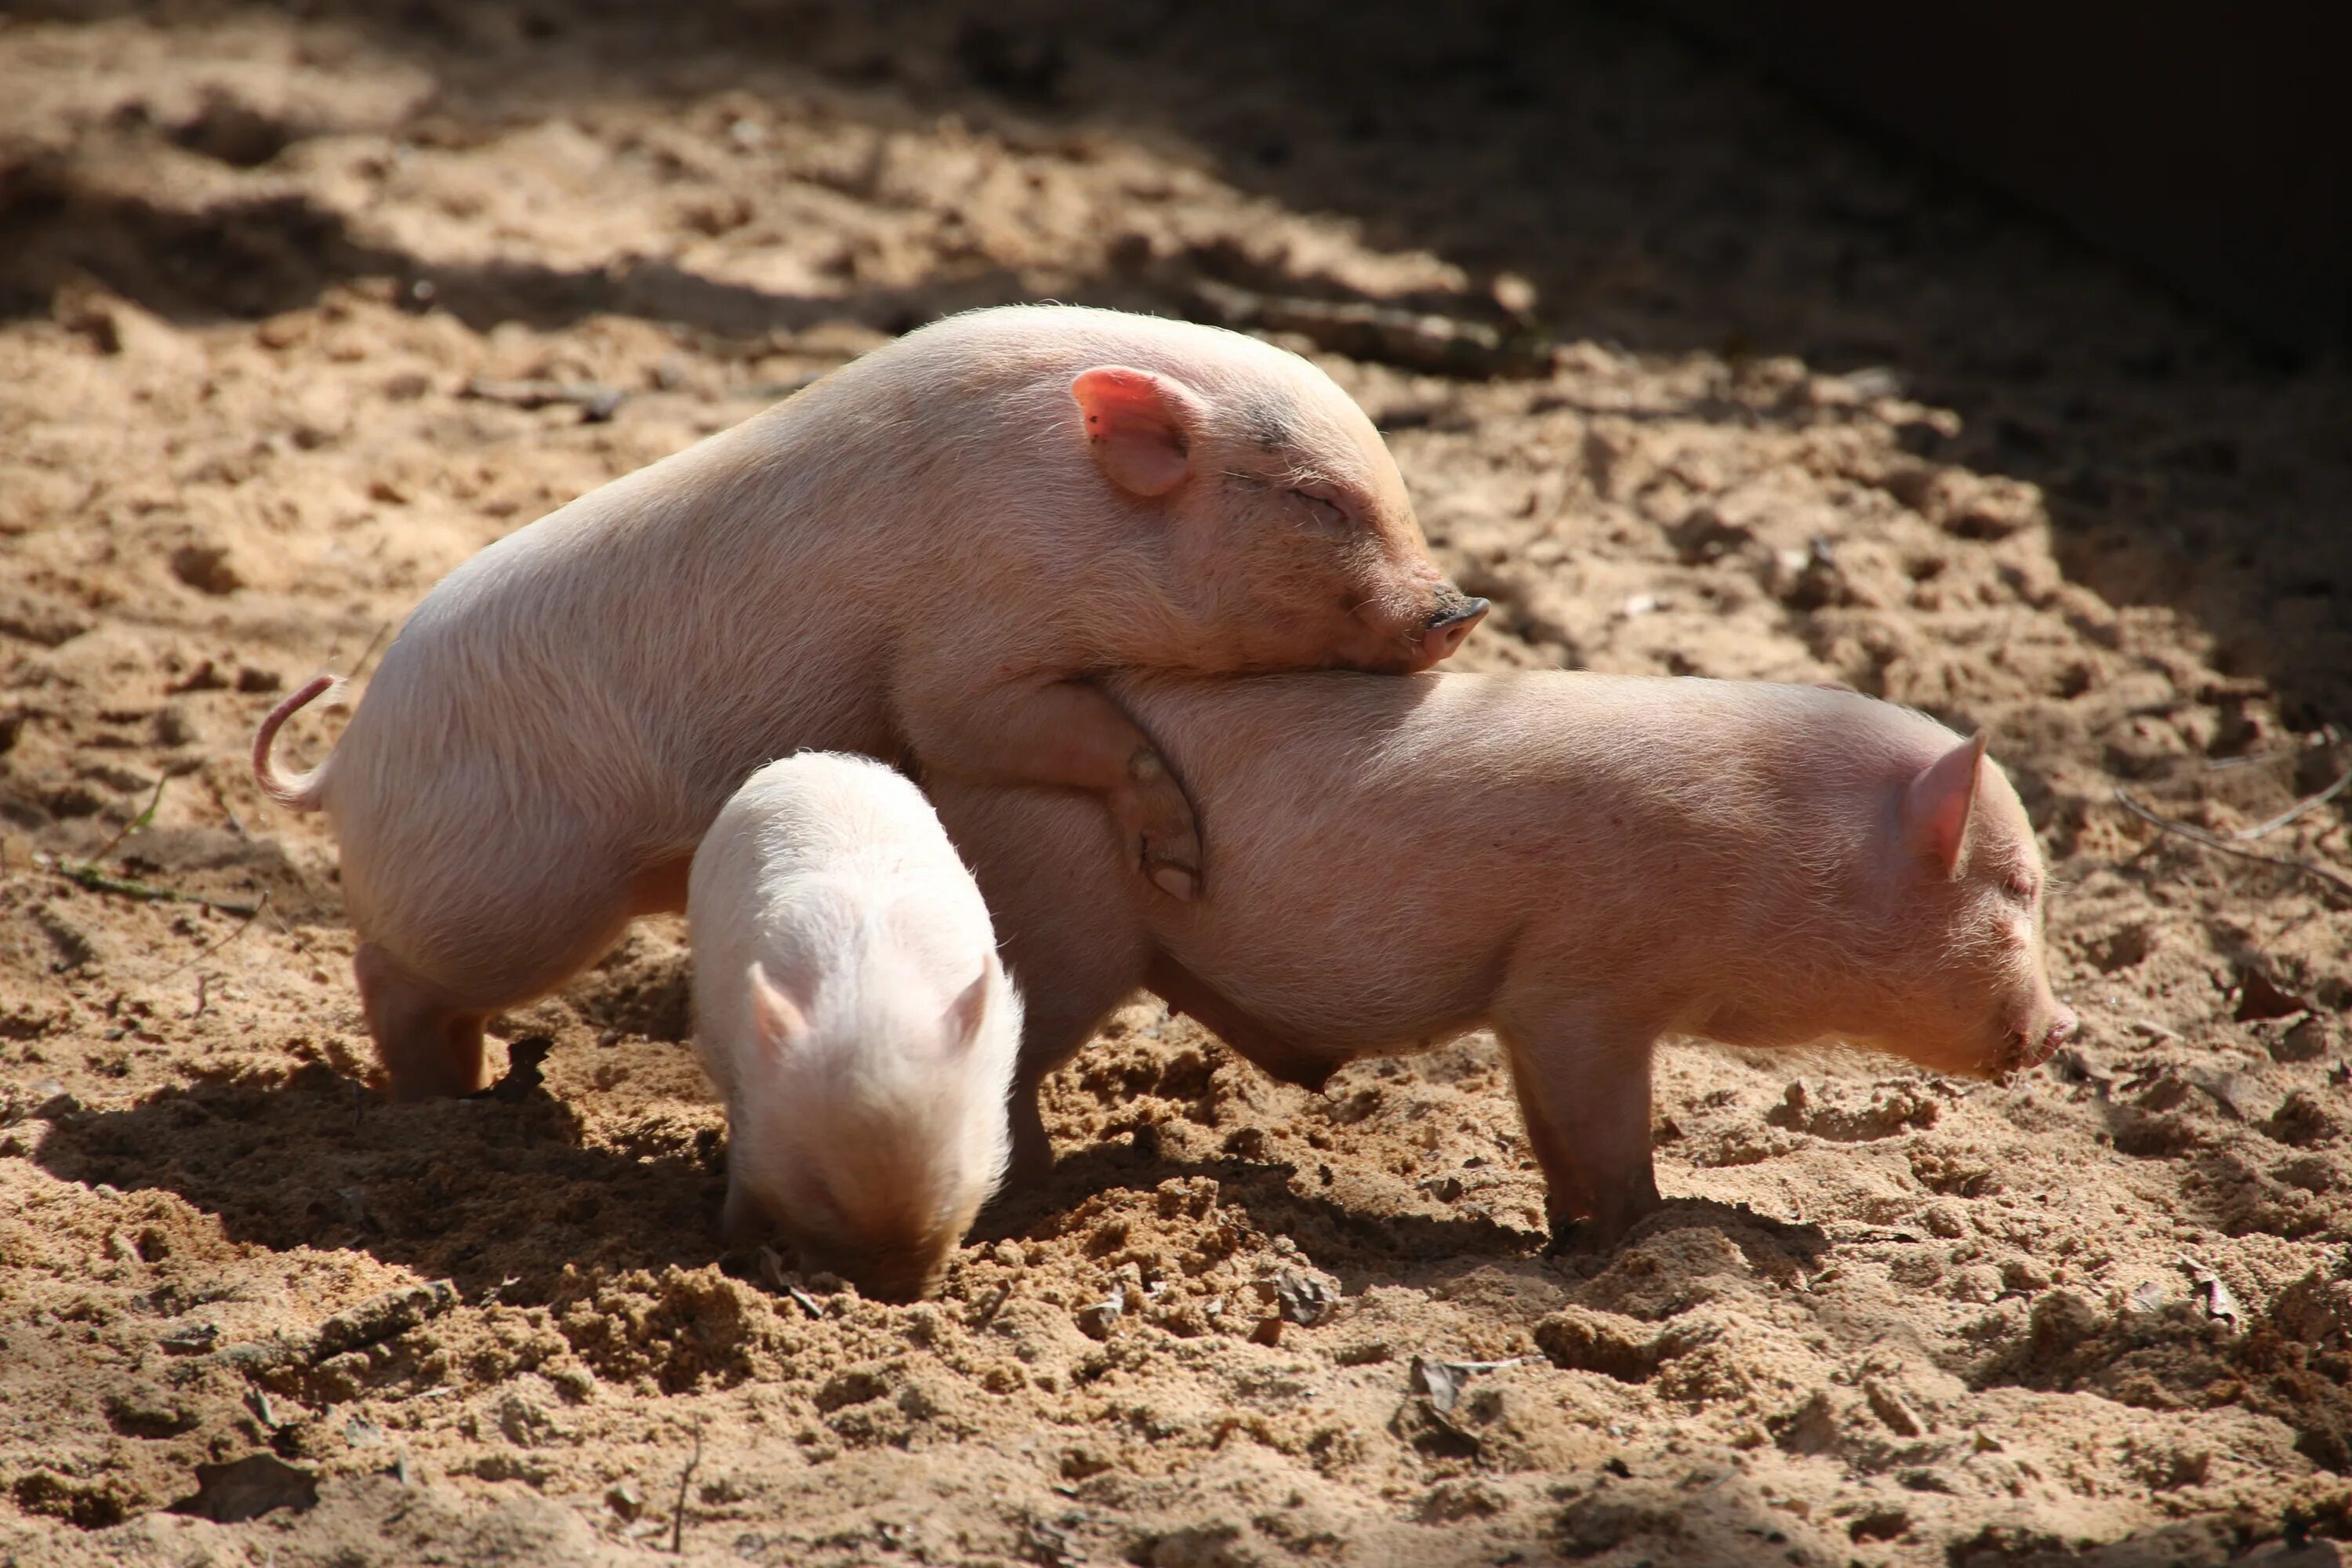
[1159, 909, 1499, 1052]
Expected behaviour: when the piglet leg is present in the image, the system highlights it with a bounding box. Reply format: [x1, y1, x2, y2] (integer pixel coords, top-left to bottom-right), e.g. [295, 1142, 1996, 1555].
[994, 920, 1156, 1193]
[1007, 1080, 1057, 1192]
[900, 675, 1203, 899]
[1003, 970, 1140, 1191]
[1493, 998, 1663, 1251]
[720, 1171, 768, 1245]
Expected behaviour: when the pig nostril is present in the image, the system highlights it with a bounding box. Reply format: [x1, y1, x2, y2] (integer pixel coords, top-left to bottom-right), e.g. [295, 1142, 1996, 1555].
[1427, 597, 1490, 632]
[1413, 597, 1489, 668]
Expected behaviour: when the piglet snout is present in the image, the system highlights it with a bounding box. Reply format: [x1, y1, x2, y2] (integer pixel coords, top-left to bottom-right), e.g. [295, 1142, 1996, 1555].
[1418, 594, 1490, 667]
[2040, 1009, 2079, 1062]
[2013, 1007, 2078, 1069]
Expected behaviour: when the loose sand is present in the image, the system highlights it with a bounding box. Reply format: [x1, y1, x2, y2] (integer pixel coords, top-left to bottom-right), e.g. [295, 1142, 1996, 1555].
[2, 4, 2348, 1563]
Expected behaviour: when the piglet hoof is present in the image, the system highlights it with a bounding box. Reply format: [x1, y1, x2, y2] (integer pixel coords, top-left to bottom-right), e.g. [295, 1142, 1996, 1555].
[1006, 1145, 1056, 1195]
[1149, 863, 1200, 900]
[1544, 1214, 1634, 1258]
[1113, 750, 1203, 902]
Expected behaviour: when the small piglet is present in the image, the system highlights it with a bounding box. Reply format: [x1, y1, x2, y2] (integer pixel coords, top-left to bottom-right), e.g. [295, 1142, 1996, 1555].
[931, 671, 2078, 1247]
[252, 304, 1484, 1099]
[690, 753, 1019, 1301]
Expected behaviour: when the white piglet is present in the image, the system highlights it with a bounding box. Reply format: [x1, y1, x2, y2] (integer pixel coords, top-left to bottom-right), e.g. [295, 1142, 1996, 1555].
[688, 753, 1020, 1301]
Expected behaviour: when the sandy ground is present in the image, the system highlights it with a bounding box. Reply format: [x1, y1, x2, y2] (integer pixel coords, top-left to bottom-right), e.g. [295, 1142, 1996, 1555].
[3, 3, 2350, 1564]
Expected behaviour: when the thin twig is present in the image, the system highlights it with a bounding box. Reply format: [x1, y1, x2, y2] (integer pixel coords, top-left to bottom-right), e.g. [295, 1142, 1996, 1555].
[46, 777, 256, 913]
[2234, 768, 2350, 840]
[259, 897, 312, 953]
[2114, 786, 2352, 898]
[154, 891, 270, 982]
[79, 775, 168, 871]
[2206, 749, 2295, 771]
[670, 1425, 704, 1555]
[53, 864, 261, 916]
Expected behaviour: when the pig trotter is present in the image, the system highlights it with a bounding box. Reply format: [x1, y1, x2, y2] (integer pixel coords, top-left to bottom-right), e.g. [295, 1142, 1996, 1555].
[1115, 747, 1203, 901]
[897, 673, 1204, 898]
[1542, 1211, 1639, 1256]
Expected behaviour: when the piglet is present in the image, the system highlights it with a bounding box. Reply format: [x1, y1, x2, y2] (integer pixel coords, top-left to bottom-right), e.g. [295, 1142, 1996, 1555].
[689, 753, 1019, 1301]
[250, 304, 1485, 1100]
[930, 671, 2078, 1248]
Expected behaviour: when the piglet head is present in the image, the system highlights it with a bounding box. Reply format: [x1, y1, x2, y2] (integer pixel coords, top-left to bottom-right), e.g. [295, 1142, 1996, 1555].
[1875, 731, 2077, 1080]
[726, 950, 1019, 1302]
[1072, 351, 1483, 675]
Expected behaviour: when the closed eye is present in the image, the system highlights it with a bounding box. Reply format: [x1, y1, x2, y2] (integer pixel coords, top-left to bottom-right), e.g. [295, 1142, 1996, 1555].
[1292, 487, 1353, 536]
[2005, 872, 2038, 903]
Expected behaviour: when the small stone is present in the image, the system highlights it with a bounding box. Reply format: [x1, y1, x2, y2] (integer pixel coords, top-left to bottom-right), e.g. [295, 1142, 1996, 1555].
[1409, 1355, 1521, 1414]
[2274, 1014, 2335, 1063]
[169, 1454, 319, 1523]
[1841, 366, 1905, 401]
[160, 1322, 220, 1355]
[1272, 1269, 1338, 1327]
[169, 544, 243, 596]
[1075, 1286, 1125, 1341]
[1864, 1378, 1924, 1438]
[1921, 1202, 1968, 1240]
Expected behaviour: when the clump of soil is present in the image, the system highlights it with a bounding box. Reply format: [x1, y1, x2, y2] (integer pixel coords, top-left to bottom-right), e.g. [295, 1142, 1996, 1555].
[2, 2, 2348, 1564]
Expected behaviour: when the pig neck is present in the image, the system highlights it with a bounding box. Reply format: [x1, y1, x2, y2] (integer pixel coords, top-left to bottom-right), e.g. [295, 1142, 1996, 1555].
[1679, 741, 1961, 1055]
[1643, 829, 1897, 1053]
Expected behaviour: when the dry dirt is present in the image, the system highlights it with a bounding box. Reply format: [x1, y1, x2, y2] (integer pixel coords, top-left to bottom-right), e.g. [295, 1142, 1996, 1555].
[3, 4, 2351, 1565]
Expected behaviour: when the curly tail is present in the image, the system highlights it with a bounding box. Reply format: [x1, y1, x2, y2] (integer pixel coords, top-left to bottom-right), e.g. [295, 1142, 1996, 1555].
[252, 673, 343, 811]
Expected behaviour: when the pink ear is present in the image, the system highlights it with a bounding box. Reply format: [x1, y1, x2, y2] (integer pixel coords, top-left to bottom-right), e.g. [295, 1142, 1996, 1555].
[746, 961, 806, 1051]
[1071, 366, 1196, 497]
[943, 954, 994, 1051]
[1903, 731, 1988, 876]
